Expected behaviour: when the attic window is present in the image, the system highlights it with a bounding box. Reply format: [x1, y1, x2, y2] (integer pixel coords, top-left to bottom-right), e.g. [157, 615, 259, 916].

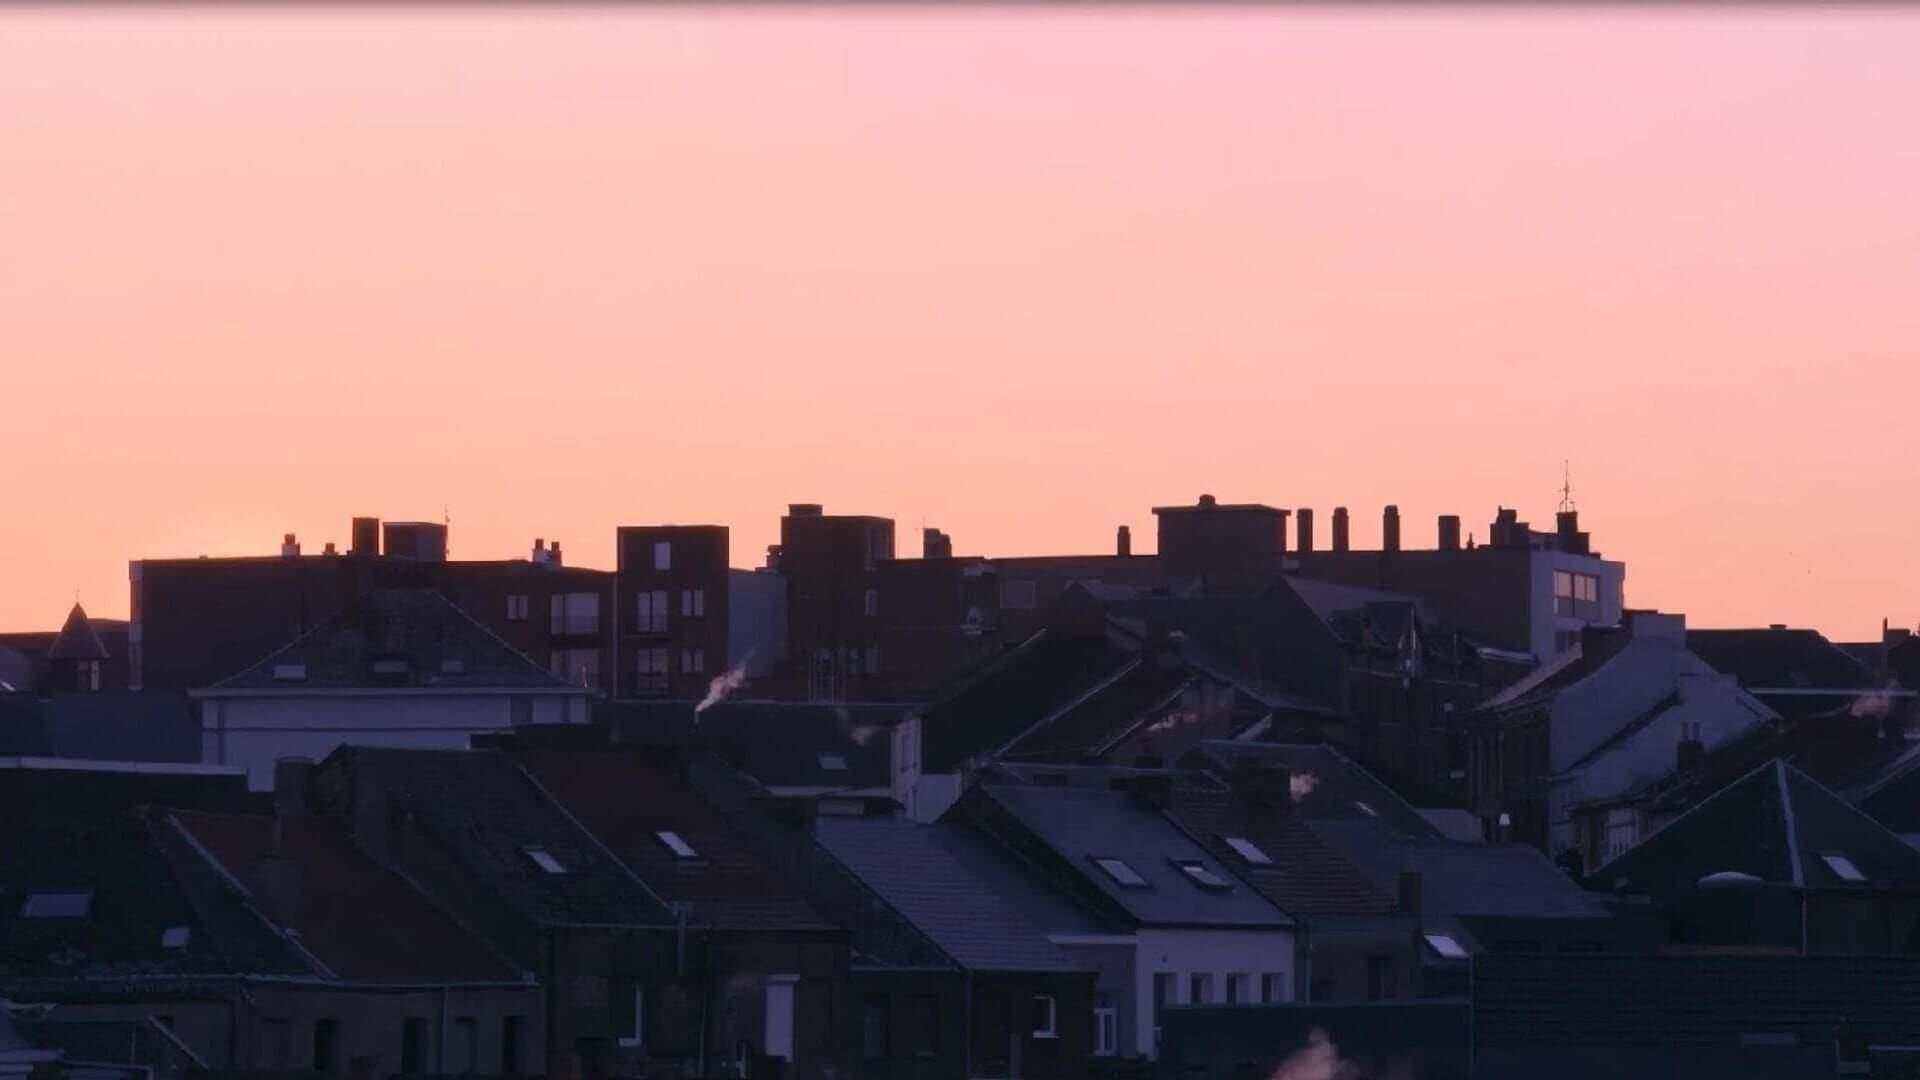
[1171, 859, 1233, 892]
[271, 663, 308, 682]
[1822, 853, 1867, 883]
[657, 831, 699, 860]
[1423, 933, 1470, 960]
[22, 890, 93, 918]
[1353, 800, 1379, 818]
[1222, 836, 1273, 866]
[817, 753, 849, 772]
[161, 926, 191, 949]
[1092, 857, 1148, 888]
[523, 847, 568, 874]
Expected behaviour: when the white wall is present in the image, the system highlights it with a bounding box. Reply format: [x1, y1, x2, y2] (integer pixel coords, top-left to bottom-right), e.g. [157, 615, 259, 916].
[1133, 928, 1295, 1058]
[1530, 551, 1628, 661]
[201, 694, 584, 790]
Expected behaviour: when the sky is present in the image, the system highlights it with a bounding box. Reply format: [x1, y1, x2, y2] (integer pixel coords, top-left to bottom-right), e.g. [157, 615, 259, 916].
[2, 6, 1916, 640]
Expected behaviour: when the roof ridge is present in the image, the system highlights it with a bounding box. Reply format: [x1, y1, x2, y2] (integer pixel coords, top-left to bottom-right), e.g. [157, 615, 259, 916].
[1591, 756, 1794, 876]
[1776, 761, 1804, 888]
[162, 812, 338, 980]
[996, 654, 1144, 761]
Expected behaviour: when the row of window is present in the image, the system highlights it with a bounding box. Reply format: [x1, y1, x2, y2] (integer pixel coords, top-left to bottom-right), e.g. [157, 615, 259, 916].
[504, 589, 712, 635]
[1153, 971, 1289, 1009]
[256, 1014, 524, 1074]
[1552, 570, 1602, 618]
[523, 833, 702, 873]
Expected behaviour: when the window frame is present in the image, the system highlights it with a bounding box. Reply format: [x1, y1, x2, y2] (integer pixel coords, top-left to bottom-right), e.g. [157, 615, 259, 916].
[1092, 856, 1149, 888]
[1031, 994, 1058, 1039]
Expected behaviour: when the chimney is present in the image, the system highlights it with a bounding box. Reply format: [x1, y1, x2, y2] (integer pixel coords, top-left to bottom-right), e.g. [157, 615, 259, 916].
[1397, 870, 1424, 918]
[322, 542, 338, 556]
[1197, 494, 1217, 508]
[1437, 515, 1461, 551]
[788, 504, 824, 519]
[1383, 505, 1401, 552]
[261, 757, 314, 928]
[1331, 507, 1350, 552]
[281, 533, 301, 559]
[350, 517, 380, 557]
[924, 528, 953, 560]
[549, 541, 563, 567]
[1116, 525, 1132, 558]
[532, 539, 547, 565]
[1296, 509, 1314, 553]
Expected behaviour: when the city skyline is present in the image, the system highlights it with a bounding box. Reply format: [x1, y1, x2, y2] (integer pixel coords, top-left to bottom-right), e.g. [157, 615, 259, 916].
[4, 7, 1917, 638]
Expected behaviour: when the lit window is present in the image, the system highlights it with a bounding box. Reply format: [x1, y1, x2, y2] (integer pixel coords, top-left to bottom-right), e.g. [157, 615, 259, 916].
[1092, 857, 1148, 888]
[1822, 853, 1867, 883]
[657, 831, 699, 860]
[161, 926, 191, 949]
[653, 541, 672, 571]
[271, 663, 307, 682]
[22, 890, 94, 918]
[1172, 858, 1233, 892]
[1222, 836, 1273, 865]
[1031, 995, 1057, 1038]
[1423, 933, 1469, 959]
[1354, 800, 1379, 818]
[818, 753, 849, 772]
[523, 847, 568, 874]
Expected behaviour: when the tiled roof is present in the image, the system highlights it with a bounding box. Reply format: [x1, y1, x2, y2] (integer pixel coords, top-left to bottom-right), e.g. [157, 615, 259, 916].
[45, 605, 109, 663]
[606, 701, 909, 791]
[1309, 818, 1609, 922]
[1162, 792, 1397, 916]
[0, 811, 312, 981]
[1001, 658, 1195, 761]
[1592, 759, 1920, 891]
[170, 810, 522, 983]
[978, 781, 1293, 929]
[510, 749, 836, 932]
[815, 815, 1094, 972]
[918, 631, 1139, 772]
[324, 747, 674, 928]
[1473, 954, 1920, 1048]
[1196, 741, 1443, 838]
[209, 588, 578, 692]
[1687, 628, 1876, 692]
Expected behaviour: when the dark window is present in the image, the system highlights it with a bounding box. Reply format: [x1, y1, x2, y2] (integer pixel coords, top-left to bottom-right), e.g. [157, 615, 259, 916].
[502, 1017, 523, 1076]
[862, 994, 890, 1060]
[401, 1018, 428, 1074]
[313, 1019, 339, 1072]
[910, 994, 940, 1056]
[575, 1038, 607, 1079]
[1366, 956, 1397, 1001]
[451, 1018, 478, 1074]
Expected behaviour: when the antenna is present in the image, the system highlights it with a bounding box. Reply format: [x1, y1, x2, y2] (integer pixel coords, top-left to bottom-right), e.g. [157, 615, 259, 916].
[1558, 460, 1576, 514]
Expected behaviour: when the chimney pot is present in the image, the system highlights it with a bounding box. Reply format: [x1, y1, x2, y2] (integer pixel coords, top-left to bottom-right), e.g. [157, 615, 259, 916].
[1296, 509, 1314, 553]
[1197, 494, 1217, 508]
[1383, 505, 1402, 552]
[281, 534, 301, 558]
[1331, 507, 1351, 552]
[1117, 525, 1132, 558]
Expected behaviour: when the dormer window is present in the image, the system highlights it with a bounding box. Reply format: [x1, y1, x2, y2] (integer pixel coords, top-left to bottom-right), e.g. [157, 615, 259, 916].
[1171, 858, 1232, 892]
[1222, 836, 1273, 866]
[657, 831, 699, 860]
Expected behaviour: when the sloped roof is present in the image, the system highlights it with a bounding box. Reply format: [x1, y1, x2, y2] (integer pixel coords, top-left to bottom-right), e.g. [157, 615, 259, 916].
[1687, 628, 1875, 692]
[209, 588, 579, 693]
[1479, 628, 1636, 714]
[510, 749, 836, 932]
[1196, 741, 1443, 839]
[1308, 817, 1609, 922]
[45, 605, 109, 663]
[1162, 791, 1398, 916]
[171, 809, 521, 983]
[1002, 658, 1194, 761]
[324, 747, 674, 928]
[606, 701, 909, 791]
[1591, 759, 1920, 891]
[0, 811, 312, 981]
[815, 815, 1095, 972]
[979, 781, 1293, 929]
[918, 630, 1139, 772]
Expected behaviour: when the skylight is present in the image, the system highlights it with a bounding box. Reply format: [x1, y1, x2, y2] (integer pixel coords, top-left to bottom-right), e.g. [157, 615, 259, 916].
[1172, 859, 1233, 892]
[161, 926, 192, 949]
[1423, 933, 1470, 960]
[271, 663, 308, 682]
[1092, 857, 1148, 888]
[523, 846, 568, 874]
[657, 831, 699, 860]
[1222, 836, 1274, 866]
[1822, 852, 1867, 883]
[22, 890, 93, 918]
[1353, 800, 1379, 818]
[817, 753, 849, 772]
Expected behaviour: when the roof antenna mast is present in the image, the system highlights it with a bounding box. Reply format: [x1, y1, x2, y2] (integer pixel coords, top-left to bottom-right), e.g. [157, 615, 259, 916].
[1558, 460, 1576, 514]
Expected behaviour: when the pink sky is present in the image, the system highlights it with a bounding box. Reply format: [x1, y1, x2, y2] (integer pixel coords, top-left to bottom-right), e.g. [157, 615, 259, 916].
[2, 7, 1916, 640]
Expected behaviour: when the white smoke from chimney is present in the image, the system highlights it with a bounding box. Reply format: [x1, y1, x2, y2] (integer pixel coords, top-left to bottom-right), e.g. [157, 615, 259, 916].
[695, 652, 754, 715]
[1852, 685, 1894, 720]
[1290, 772, 1321, 802]
[1267, 1028, 1359, 1080]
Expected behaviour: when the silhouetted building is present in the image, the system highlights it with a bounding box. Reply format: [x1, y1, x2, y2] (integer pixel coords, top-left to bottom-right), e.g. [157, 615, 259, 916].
[767, 504, 895, 700]
[616, 524, 731, 699]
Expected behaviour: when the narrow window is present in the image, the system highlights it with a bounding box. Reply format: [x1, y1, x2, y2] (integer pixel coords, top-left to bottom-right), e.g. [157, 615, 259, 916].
[400, 1018, 427, 1074]
[313, 1019, 338, 1073]
[1032, 994, 1058, 1038]
[502, 1017, 523, 1076]
[653, 541, 672, 571]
